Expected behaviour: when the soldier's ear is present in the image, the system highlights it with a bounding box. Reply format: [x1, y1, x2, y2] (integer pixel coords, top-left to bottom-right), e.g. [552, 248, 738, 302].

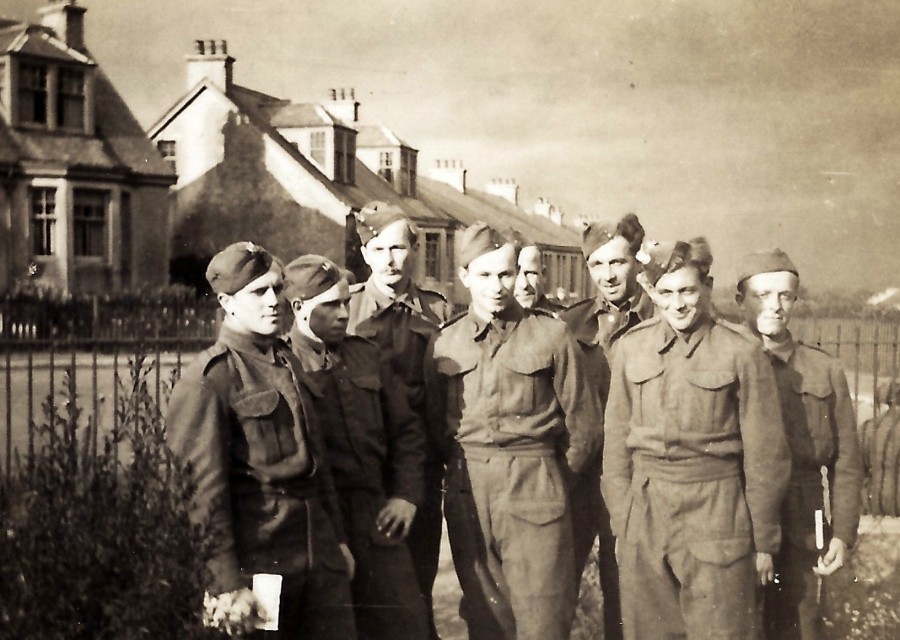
[217, 292, 233, 314]
[290, 299, 304, 313]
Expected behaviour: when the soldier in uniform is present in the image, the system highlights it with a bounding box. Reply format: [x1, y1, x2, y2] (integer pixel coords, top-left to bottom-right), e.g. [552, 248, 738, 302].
[166, 242, 356, 639]
[424, 222, 603, 640]
[734, 249, 863, 640]
[347, 201, 452, 638]
[512, 235, 567, 315]
[602, 238, 792, 640]
[282, 254, 429, 640]
[558, 213, 653, 640]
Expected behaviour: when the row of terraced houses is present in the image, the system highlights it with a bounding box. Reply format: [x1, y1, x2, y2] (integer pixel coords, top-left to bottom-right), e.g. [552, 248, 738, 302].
[0, 1, 592, 307]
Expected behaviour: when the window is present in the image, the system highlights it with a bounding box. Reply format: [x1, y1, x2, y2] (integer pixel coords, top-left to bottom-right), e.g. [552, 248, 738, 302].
[0, 60, 6, 107]
[406, 152, 417, 198]
[424, 232, 441, 280]
[157, 140, 176, 162]
[30, 187, 57, 256]
[73, 189, 108, 258]
[310, 131, 326, 166]
[446, 230, 455, 276]
[57, 68, 85, 129]
[379, 151, 393, 184]
[19, 63, 48, 125]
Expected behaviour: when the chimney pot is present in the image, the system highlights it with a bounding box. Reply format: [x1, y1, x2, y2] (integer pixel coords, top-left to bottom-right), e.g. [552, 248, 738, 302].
[221, 40, 228, 54]
[195, 39, 204, 54]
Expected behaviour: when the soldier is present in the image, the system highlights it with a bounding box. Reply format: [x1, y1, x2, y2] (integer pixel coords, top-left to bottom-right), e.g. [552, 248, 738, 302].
[735, 249, 863, 640]
[424, 222, 603, 640]
[347, 201, 452, 639]
[282, 254, 429, 640]
[512, 236, 567, 315]
[602, 238, 792, 640]
[166, 242, 356, 639]
[559, 213, 653, 640]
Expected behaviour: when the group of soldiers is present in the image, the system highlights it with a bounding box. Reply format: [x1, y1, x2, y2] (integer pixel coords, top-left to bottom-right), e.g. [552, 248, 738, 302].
[166, 202, 863, 640]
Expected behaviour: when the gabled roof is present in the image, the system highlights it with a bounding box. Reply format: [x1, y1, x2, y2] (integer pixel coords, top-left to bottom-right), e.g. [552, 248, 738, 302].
[416, 177, 580, 250]
[356, 123, 415, 150]
[0, 67, 173, 179]
[0, 22, 94, 65]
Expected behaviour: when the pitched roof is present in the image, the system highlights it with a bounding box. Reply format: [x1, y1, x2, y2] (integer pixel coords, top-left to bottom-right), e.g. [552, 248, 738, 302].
[416, 177, 580, 250]
[262, 101, 339, 128]
[0, 22, 93, 64]
[356, 123, 414, 150]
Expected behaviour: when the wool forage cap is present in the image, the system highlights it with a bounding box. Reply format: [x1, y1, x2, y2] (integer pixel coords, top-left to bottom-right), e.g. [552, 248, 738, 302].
[736, 248, 798, 286]
[459, 221, 512, 268]
[636, 240, 681, 286]
[206, 241, 276, 295]
[355, 201, 412, 245]
[580, 213, 645, 258]
[283, 254, 344, 301]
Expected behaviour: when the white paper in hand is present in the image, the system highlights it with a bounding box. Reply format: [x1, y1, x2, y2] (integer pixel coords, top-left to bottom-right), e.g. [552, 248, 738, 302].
[252, 573, 282, 631]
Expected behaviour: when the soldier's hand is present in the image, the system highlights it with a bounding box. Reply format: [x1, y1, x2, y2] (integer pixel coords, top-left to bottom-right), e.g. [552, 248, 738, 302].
[755, 552, 775, 586]
[376, 497, 418, 540]
[813, 538, 847, 577]
[339, 543, 356, 580]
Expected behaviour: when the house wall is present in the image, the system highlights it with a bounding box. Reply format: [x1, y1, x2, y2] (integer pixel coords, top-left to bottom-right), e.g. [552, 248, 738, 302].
[0, 182, 11, 291]
[128, 184, 171, 290]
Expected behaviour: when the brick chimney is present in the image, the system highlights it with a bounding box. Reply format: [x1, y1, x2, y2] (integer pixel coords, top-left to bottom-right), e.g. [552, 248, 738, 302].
[186, 40, 234, 92]
[430, 159, 467, 194]
[327, 87, 359, 124]
[533, 197, 564, 225]
[39, 0, 87, 52]
[485, 178, 518, 206]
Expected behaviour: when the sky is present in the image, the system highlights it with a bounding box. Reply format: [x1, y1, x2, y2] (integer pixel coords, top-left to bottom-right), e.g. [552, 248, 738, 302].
[4, 0, 900, 291]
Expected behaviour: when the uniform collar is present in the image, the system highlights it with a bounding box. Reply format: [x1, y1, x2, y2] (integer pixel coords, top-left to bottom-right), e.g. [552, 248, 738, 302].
[658, 313, 713, 356]
[287, 325, 338, 370]
[764, 332, 797, 364]
[218, 324, 278, 363]
[594, 287, 653, 320]
[365, 277, 424, 315]
[467, 303, 523, 339]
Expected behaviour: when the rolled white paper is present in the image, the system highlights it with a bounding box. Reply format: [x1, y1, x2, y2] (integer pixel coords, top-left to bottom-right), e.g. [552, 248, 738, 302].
[253, 573, 282, 631]
[814, 509, 824, 551]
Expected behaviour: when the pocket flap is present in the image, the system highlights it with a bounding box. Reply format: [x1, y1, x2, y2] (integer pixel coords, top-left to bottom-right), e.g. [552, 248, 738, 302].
[508, 500, 566, 526]
[686, 370, 736, 390]
[790, 375, 833, 399]
[688, 537, 752, 566]
[350, 374, 382, 391]
[625, 361, 664, 384]
[504, 352, 553, 375]
[435, 355, 477, 376]
[232, 389, 281, 417]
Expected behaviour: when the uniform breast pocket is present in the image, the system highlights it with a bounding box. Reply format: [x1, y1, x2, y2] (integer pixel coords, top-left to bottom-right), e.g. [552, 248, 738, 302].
[790, 377, 835, 464]
[349, 374, 385, 434]
[232, 389, 296, 466]
[684, 370, 737, 431]
[625, 361, 664, 425]
[436, 356, 477, 419]
[501, 352, 553, 414]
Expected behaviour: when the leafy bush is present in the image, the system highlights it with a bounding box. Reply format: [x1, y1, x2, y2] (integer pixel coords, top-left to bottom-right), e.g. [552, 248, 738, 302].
[0, 359, 219, 639]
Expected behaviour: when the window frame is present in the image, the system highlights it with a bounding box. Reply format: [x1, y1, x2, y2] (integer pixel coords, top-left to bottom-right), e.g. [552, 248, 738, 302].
[56, 66, 85, 131]
[424, 231, 441, 281]
[18, 61, 49, 127]
[72, 188, 109, 260]
[29, 186, 58, 257]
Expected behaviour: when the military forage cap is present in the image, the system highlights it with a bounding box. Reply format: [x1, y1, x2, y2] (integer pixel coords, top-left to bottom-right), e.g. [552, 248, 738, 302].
[636, 240, 682, 286]
[580, 213, 645, 258]
[459, 221, 511, 268]
[354, 201, 412, 245]
[206, 241, 276, 295]
[283, 254, 343, 301]
[736, 248, 799, 287]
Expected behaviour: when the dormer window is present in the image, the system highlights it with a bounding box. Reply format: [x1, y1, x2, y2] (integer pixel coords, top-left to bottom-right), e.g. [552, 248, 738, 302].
[157, 140, 176, 162]
[19, 63, 49, 125]
[379, 151, 393, 184]
[57, 68, 85, 129]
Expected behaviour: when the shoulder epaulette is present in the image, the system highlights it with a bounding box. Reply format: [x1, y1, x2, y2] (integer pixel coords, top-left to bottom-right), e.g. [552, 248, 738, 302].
[418, 285, 448, 302]
[530, 307, 557, 318]
[440, 311, 467, 329]
[565, 297, 594, 312]
[197, 343, 229, 376]
[344, 333, 378, 349]
[716, 319, 759, 343]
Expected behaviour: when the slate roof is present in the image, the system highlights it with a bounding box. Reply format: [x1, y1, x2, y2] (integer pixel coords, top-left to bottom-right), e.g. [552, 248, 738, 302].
[0, 22, 93, 64]
[262, 102, 338, 128]
[416, 177, 580, 250]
